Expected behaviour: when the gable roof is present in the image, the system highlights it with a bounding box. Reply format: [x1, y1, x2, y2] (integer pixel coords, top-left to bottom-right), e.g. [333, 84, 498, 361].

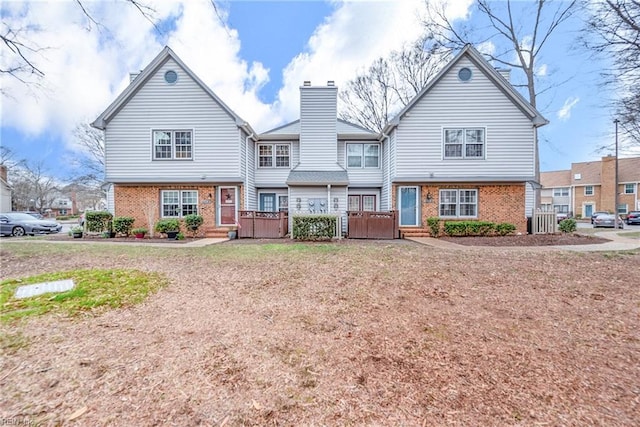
[572, 156, 640, 185]
[261, 118, 376, 138]
[92, 46, 254, 134]
[383, 44, 548, 133]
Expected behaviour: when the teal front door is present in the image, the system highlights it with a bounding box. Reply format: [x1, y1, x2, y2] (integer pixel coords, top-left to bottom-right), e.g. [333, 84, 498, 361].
[584, 204, 593, 218]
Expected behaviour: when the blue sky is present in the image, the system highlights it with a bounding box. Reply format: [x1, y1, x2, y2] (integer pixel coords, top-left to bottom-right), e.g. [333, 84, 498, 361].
[0, 0, 630, 182]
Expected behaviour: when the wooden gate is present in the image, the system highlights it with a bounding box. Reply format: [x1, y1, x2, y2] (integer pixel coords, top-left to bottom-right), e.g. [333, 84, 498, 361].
[347, 211, 398, 239]
[238, 211, 288, 238]
[533, 210, 557, 234]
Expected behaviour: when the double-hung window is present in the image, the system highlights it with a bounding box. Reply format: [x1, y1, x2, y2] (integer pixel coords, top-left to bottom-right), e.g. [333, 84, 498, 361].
[553, 187, 569, 197]
[624, 184, 635, 194]
[347, 143, 380, 168]
[443, 128, 485, 159]
[584, 186, 594, 196]
[153, 130, 192, 160]
[161, 190, 198, 217]
[439, 189, 478, 218]
[258, 144, 290, 168]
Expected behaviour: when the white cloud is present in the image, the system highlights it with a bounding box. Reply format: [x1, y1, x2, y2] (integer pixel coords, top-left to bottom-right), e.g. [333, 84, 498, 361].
[557, 96, 580, 121]
[535, 63, 548, 76]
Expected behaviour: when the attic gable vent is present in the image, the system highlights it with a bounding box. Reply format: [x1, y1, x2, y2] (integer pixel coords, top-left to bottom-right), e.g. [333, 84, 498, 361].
[303, 81, 311, 86]
[574, 173, 581, 180]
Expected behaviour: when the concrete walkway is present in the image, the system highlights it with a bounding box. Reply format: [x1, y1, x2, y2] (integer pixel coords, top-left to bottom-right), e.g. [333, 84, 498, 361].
[407, 229, 640, 252]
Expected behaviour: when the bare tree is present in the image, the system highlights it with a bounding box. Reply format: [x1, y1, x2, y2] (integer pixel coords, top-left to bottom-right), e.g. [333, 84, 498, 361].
[9, 161, 59, 213]
[582, 0, 640, 145]
[339, 36, 450, 132]
[424, 0, 577, 108]
[71, 123, 106, 186]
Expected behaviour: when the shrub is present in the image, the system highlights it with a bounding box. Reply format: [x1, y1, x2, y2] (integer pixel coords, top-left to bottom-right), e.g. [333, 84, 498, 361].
[426, 217, 441, 237]
[184, 214, 204, 236]
[85, 211, 113, 233]
[495, 222, 516, 236]
[132, 227, 148, 235]
[155, 218, 180, 234]
[443, 221, 468, 236]
[113, 217, 135, 236]
[467, 221, 495, 236]
[292, 215, 337, 240]
[558, 218, 577, 233]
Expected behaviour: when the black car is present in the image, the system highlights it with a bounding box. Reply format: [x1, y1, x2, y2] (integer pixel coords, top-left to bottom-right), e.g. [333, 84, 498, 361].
[626, 211, 640, 225]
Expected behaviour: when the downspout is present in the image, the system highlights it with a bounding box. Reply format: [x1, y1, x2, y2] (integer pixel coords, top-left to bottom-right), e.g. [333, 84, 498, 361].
[245, 131, 257, 210]
[380, 132, 390, 210]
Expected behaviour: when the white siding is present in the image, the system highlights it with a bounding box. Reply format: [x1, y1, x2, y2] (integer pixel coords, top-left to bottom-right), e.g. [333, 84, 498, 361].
[525, 182, 534, 217]
[393, 57, 535, 180]
[338, 140, 383, 186]
[106, 184, 115, 214]
[105, 58, 242, 182]
[381, 136, 390, 210]
[299, 87, 340, 170]
[254, 140, 297, 186]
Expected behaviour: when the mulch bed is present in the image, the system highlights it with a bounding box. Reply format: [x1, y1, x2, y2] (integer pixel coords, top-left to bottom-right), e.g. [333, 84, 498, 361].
[440, 233, 611, 246]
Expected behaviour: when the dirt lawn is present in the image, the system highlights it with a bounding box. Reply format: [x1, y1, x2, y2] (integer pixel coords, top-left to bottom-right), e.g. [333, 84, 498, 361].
[1, 240, 639, 426]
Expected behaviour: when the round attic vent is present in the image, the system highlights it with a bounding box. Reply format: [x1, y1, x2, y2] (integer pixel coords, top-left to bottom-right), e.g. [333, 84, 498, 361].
[164, 70, 178, 84]
[458, 67, 472, 82]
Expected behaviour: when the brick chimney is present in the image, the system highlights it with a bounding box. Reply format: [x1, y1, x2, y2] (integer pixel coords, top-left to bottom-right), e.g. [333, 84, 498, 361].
[0, 164, 7, 182]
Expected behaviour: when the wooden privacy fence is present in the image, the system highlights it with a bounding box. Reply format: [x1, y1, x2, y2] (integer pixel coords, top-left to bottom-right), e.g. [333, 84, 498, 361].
[238, 211, 288, 238]
[532, 210, 557, 234]
[347, 211, 398, 239]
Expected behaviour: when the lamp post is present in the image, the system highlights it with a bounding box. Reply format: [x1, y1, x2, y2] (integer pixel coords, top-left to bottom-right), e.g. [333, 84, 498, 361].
[614, 119, 619, 229]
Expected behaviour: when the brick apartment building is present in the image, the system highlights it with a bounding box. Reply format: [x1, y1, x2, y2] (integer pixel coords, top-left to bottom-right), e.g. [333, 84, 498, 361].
[540, 155, 640, 219]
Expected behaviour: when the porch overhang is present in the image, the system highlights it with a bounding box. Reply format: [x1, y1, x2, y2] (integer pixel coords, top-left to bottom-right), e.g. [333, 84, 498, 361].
[392, 175, 535, 184]
[286, 170, 349, 186]
[107, 176, 244, 184]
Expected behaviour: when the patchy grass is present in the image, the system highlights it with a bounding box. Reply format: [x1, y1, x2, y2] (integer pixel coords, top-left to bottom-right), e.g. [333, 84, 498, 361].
[0, 269, 168, 323]
[0, 330, 30, 355]
[619, 231, 640, 239]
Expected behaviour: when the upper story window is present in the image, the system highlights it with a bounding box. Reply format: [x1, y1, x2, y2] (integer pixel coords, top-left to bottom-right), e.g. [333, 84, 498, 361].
[258, 144, 290, 168]
[553, 187, 569, 197]
[347, 143, 380, 168]
[443, 128, 485, 159]
[153, 130, 192, 160]
[584, 185, 594, 196]
[624, 183, 635, 194]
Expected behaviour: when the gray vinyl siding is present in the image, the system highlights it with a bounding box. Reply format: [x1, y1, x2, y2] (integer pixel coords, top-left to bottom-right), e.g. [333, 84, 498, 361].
[106, 184, 115, 214]
[338, 140, 383, 186]
[393, 57, 535, 180]
[105, 58, 241, 182]
[381, 137, 390, 210]
[246, 136, 256, 209]
[525, 182, 534, 217]
[299, 87, 340, 170]
[254, 140, 298, 186]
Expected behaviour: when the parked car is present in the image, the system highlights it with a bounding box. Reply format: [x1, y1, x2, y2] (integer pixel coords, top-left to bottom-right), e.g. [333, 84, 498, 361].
[15, 211, 44, 219]
[556, 212, 572, 223]
[591, 211, 610, 224]
[592, 213, 624, 229]
[625, 211, 640, 225]
[0, 213, 62, 236]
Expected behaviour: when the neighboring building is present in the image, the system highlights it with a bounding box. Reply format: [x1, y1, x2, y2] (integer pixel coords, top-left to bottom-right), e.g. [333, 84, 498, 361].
[541, 156, 640, 218]
[0, 165, 11, 212]
[93, 44, 546, 237]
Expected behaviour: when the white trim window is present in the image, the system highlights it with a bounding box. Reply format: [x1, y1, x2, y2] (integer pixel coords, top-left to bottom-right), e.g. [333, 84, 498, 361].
[153, 130, 192, 160]
[553, 187, 570, 197]
[439, 189, 478, 218]
[347, 143, 380, 168]
[624, 183, 635, 194]
[258, 144, 290, 168]
[161, 190, 198, 217]
[584, 185, 594, 196]
[443, 128, 485, 159]
[554, 204, 569, 213]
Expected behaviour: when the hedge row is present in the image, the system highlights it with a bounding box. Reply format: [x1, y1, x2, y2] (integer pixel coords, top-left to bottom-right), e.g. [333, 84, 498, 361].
[292, 215, 337, 240]
[426, 218, 517, 237]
